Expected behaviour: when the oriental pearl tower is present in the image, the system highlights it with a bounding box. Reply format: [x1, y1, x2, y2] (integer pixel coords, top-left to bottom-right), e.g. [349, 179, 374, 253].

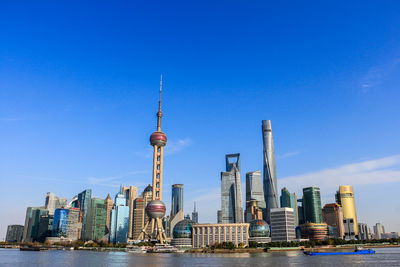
[138, 76, 168, 244]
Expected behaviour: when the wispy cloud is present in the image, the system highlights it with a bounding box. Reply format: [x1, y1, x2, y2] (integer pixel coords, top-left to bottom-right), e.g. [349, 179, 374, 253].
[280, 155, 400, 196]
[165, 138, 192, 155]
[360, 58, 400, 92]
[87, 170, 150, 188]
[278, 151, 301, 160]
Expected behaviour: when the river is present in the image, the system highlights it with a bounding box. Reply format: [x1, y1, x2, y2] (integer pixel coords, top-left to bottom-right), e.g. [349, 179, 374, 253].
[1, 247, 400, 266]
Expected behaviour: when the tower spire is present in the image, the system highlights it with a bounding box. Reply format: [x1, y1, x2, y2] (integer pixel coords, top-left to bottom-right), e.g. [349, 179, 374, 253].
[157, 74, 163, 131]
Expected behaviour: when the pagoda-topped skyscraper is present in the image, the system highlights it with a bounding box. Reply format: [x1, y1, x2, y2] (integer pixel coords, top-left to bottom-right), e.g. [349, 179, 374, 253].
[139, 76, 168, 244]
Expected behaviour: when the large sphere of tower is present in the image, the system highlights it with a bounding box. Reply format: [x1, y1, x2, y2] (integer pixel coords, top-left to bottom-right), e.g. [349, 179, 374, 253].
[150, 131, 167, 147]
[145, 200, 166, 219]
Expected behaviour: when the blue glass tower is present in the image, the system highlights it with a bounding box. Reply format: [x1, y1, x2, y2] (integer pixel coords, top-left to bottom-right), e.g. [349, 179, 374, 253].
[110, 190, 130, 243]
[78, 189, 92, 239]
[52, 209, 69, 237]
[171, 184, 184, 217]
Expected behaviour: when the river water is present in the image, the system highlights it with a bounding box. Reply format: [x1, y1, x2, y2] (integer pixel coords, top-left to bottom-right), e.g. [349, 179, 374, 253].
[1, 248, 400, 266]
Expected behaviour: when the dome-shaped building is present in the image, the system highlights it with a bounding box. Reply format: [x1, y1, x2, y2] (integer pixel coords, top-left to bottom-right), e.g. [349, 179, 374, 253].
[171, 219, 196, 248]
[249, 219, 271, 243]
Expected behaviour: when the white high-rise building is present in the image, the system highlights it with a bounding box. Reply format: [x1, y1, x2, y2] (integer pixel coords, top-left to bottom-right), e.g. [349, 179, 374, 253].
[270, 207, 296, 242]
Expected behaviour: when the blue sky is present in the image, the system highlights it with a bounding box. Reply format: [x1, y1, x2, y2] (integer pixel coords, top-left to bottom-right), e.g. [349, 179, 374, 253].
[1, 1, 400, 239]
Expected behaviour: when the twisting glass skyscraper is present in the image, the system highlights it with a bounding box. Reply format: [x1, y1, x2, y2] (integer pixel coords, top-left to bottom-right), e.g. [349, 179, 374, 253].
[262, 120, 278, 224]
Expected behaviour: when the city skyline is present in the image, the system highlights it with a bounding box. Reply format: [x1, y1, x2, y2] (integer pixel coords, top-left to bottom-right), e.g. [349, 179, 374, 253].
[2, 1, 400, 240]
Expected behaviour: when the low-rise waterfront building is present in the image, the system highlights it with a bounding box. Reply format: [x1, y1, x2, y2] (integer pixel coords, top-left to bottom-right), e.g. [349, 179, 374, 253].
[381, 232, 400, 239]
[299, 222, 328, 241]
[192, 223, 249, 248]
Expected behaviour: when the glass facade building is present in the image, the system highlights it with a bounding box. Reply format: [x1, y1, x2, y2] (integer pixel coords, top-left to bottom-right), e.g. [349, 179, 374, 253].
[85, 197, 106, 241]
[302, 187, 322, 224]
[220, 153, 243, 223]
[280, 187, 298, 226]
[52, 209, 69, 237]
[110, 193, 130, 243]
[262, 120, 278, 224]
[246, 171, 266, 208]
[78, 189, 92, 239]
[6, 225, 24, 242]
[171, 184, 184, 218]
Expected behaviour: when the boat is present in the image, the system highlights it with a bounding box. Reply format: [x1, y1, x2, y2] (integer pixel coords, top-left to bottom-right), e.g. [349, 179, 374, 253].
[146, 245, 178, 253]
[127, 247, 147, 254]
[304, 247, 375, 256]
[20, 246, 48, 251]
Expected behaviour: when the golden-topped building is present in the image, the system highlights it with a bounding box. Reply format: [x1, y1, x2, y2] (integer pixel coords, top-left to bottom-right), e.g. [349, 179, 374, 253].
[336, 185, 358, 236]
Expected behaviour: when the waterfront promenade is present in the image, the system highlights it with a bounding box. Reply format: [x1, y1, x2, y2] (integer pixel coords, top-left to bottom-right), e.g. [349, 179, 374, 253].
[1, 247, 400, 266]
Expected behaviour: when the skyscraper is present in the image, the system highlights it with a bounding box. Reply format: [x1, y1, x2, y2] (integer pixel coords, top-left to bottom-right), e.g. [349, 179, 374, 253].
[104, 194, 114, 235]
[45, 192, 68, 215]
[139, 77, 168, 244]
[169, 184, 185, 238]
[52, 208, 69, 237]
[374, 223, 385, 239]
[220, 153, 243, 223]
[270, 208, 296, 242]
[121, 186, 138, 239]
[6, 225, 24, 242]
[245, 199, 264, 222]
[280, 187, 299, 227]
[66, 208, 81, 241]
[336, 185, 359, 236]
[22, 206, 47, 242]
[246, 171, 266, 208]
[302, 187, 323, 223]
[85, 197, 106, 241]
[171, 184, 184, 217]
[192, 202, 198, 223]
[358, 223, 369, 240]
[133, 185, 153, 240]
[110, 191, 130, 243]
[322, 203, 344, 239]
[262, 120, 278, 224]
[77, 189, 92, 239]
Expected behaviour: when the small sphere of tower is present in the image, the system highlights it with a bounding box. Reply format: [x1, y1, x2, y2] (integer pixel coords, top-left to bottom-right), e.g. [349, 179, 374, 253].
[150, 131, 167, 147]
[145, 200, 166, 219]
